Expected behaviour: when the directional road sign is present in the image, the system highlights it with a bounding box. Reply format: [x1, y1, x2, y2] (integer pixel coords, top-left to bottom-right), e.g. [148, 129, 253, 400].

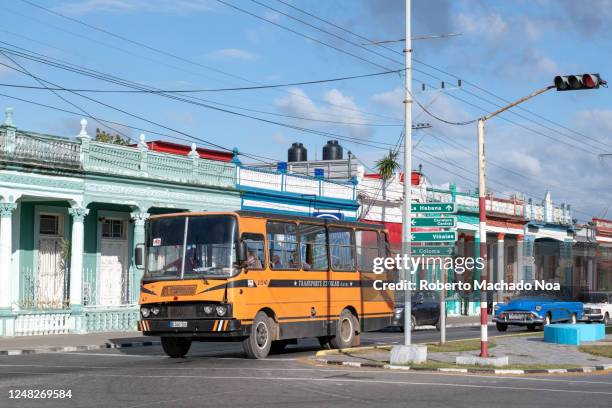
[411, 246, 454, 256]
[411, 203, 456, 213]
[410, 217, 456, 228]
[410, 231, 457, 243]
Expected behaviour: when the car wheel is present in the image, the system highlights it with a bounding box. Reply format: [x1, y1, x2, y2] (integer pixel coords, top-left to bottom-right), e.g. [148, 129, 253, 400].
[570, 313, 577, 324]
[604, 313, 610, 325]
[242, 311, 273, 359]
[398, 326, 404, 333]
[496, 322, 508, 332]
[329, 309, 358, 349]
[435, 319, 441, 331]
[161, 337, 192, 358]
[527, 324, 536, 331]
[411, 315, 417, 331]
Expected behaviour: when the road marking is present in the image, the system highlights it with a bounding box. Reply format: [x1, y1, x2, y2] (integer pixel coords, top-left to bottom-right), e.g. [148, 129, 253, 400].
[1, 363, 611, 385]
[55, 353, 162, 358]
[1, 371, 611, 395]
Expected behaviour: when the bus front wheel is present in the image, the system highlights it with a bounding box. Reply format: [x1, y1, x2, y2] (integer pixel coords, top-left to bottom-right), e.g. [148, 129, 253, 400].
[329, 309, 359, 349]
[161, 337, 192, 358]
[243, 311, 273, 359]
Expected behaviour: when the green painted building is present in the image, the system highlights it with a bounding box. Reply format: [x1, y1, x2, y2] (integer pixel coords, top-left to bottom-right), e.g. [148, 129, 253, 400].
[0, 110, 240, 336]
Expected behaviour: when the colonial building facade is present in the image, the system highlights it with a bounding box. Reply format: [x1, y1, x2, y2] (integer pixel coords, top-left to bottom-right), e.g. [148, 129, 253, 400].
[0, 109, 357, 337]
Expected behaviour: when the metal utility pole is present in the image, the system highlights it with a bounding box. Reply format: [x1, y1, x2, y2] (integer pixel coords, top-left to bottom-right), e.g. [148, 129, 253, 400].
[476, 84, 554, 357]
[401, 0, 413, 347]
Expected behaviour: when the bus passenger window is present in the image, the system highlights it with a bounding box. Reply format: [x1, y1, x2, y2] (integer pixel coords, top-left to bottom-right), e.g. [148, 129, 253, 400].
[267, 222, 299, 270]
[299, 224, 328, 271]
[242, 233, 265, 270]
[355, 230, 379, 272]
[329, 228, 355, 271]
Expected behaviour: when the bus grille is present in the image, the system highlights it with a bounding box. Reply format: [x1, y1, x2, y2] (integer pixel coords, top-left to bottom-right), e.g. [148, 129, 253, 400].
[167, 305, 197, 318]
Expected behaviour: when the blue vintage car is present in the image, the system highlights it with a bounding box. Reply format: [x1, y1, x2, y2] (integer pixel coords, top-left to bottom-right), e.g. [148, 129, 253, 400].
[493, 296, 584, 332]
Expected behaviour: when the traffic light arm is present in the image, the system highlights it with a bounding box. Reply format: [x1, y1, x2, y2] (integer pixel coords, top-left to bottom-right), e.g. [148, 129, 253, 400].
[482, 85, 555, 122]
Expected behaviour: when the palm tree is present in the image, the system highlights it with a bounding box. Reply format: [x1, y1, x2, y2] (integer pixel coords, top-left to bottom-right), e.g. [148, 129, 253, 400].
[373, 150, 400, 223]
[375, 150, 400, 181]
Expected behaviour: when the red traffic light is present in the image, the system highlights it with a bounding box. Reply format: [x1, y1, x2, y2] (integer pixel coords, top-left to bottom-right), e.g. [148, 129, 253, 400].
[554, 73, 604, 91]
[582, 74, 599, 88]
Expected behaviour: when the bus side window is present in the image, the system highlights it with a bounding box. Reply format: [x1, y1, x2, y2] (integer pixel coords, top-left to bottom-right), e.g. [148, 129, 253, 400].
[267, 221, 299, 270]
[242, 233, 265, 270]
[299, 224, 328, 271]
[355, 229, 379, 272]
[328, 227, 355, 271]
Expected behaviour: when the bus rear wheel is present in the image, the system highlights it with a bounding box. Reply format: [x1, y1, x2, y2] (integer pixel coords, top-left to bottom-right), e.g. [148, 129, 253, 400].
[243, 311, 273, 359]
[161, 337, 192, 358]
[329, 309, 359, 349]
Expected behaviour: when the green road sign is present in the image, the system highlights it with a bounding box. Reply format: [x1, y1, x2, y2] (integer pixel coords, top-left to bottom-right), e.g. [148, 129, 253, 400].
[411, 202, 456, 213]
[411, 246, 454, 256]
[410, 217, 456, 228]
[410, 231, 457, 242]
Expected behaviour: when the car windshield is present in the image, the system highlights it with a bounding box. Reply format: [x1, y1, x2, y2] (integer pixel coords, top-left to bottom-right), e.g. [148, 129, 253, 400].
[146, 215, 238, 279]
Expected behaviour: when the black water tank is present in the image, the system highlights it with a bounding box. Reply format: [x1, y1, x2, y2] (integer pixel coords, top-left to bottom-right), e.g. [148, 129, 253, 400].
[288, 142, 307, 162]
[323, 140, 343, 160]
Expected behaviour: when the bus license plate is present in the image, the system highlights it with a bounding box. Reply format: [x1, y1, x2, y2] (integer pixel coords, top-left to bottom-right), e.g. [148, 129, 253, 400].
[169, 321, 188, 328]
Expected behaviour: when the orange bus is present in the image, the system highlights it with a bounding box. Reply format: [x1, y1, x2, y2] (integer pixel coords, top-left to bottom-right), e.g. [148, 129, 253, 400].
[135, 210, 393, 359]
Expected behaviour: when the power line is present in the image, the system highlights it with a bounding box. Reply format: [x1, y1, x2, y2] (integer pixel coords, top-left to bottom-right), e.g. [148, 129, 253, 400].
[15, 0, 403, 124]
[0, 43, 403, 132]
[0, 51, 402, 156]
[269, 0, 612, 152]
[0, 68, 404, 94]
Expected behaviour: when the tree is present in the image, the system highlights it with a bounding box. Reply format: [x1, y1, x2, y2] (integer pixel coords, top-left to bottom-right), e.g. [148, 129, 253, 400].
[375, 150, 400, 181]
[95, 128, 131, 146]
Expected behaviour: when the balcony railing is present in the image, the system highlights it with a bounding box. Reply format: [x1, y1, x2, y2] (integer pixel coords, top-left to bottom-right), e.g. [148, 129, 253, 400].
[237, 165, 356, 201]
[0, 127, 235, 189]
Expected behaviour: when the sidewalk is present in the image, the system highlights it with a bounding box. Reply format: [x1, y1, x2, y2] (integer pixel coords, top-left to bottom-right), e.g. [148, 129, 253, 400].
[317, 333, 612, 375]
[0, 331, 160, 356]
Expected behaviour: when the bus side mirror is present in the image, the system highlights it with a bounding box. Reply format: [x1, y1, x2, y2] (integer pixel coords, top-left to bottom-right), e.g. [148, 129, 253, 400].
[134, 244, 144, 270]
[236, 240, 247, 264]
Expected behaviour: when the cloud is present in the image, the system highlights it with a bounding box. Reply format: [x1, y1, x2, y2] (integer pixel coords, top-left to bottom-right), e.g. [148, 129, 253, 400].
[207, 48, 258, 61]
[275, 87, 373, 140]
[551, 0, 612, 38]
[371, 87, 403, 115]
[56, 0, 213, 16]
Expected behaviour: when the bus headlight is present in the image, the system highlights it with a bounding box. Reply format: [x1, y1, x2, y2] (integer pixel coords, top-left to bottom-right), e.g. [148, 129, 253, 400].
[140, 307, 151, 318]
[216, 306, 227, 317]
[151, 306, 160, 316]
[203, 305, 214, 315]
[494, 304, 500, 311]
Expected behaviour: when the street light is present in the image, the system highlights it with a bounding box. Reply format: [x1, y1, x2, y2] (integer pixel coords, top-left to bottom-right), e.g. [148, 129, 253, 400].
[476, 74, 605, 358]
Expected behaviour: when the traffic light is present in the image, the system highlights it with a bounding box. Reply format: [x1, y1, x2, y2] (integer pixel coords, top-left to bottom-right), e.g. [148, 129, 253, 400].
[554, 73, 606, 91]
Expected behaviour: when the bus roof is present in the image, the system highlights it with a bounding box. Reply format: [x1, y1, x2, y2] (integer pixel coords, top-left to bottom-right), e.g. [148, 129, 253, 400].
[148, 210, 384, 230]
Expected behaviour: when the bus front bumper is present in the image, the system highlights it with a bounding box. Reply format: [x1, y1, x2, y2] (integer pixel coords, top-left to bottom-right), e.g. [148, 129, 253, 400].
[139, 318, 250, 338]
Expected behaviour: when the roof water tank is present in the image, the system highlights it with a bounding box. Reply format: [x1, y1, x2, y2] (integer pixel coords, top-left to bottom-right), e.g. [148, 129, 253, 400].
[288, 142, 307, 162]
[322, 140, 343, 160]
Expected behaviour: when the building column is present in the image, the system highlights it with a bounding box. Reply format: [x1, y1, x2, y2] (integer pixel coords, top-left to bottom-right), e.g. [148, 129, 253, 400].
[69, 207, 89, 308]
[523, 235, 535, 283]
[516, 234, 524, 283]
[496, 233, 505, 302]
[131, 211, 150, 303]
[0, 203, 17, 309]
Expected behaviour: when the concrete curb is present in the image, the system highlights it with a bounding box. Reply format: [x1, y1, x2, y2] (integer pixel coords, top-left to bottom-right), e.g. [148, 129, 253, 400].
[316, 358, 612, 375]
[0, 340, 160, 357]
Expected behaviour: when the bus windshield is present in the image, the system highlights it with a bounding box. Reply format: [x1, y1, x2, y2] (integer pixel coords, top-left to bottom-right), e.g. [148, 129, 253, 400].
[146, 215, 238, 279]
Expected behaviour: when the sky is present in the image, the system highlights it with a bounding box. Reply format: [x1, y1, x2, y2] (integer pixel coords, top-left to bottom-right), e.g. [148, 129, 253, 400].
[1, 0, 611, 222]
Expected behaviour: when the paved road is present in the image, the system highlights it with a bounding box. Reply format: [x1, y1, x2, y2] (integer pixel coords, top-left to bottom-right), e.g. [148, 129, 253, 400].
[1, 326, 609, 408]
